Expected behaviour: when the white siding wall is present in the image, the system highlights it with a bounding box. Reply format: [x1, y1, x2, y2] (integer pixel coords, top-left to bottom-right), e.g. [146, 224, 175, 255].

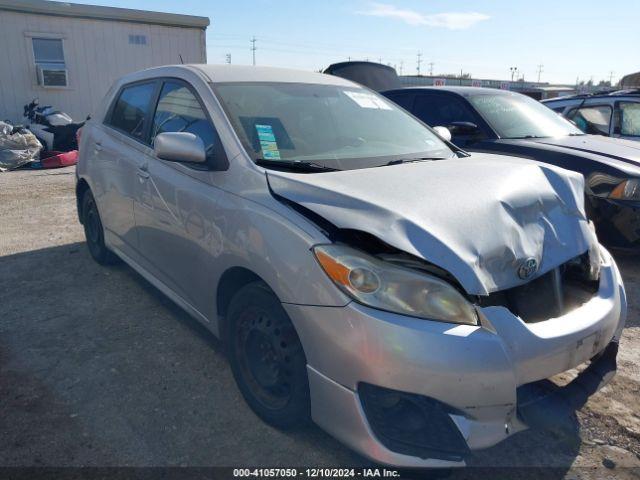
[0, 10, 206, 123]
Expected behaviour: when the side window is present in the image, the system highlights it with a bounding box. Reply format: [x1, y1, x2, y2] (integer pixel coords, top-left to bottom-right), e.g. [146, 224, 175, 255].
[619, 102, 640, 137]
[567, 105, 612, 135]
[384, 92, 415, 112]
[108, 82, 156, 140]
[412, 94, 477, 127]
[151, 81, 217, 160]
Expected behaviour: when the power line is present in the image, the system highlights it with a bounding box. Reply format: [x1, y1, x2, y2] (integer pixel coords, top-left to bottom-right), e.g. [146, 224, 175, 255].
[250, 36, 257, 66]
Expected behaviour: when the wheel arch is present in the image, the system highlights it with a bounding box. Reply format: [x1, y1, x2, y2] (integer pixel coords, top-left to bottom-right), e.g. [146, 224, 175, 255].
[76, 177, 91, 223]
[216, 266, 269, 341]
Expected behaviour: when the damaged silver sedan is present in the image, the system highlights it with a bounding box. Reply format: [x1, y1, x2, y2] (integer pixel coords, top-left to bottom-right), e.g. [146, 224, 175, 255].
[76, 65, 627, 468]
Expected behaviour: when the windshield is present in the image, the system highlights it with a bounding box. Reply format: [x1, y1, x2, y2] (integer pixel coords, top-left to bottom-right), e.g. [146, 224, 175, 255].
[213, 82, 454, 170]
[469, 93, 584, 139]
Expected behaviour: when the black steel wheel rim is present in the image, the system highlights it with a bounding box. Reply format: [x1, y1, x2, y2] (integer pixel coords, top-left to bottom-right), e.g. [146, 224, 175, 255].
[235, 307, 294, 410]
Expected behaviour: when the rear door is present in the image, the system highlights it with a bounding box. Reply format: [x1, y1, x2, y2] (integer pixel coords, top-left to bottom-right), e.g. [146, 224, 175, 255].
[93, 80, 158, 256]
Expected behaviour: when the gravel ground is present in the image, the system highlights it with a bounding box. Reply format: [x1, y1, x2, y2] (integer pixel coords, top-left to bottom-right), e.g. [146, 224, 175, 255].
[0, 167, 638, 479]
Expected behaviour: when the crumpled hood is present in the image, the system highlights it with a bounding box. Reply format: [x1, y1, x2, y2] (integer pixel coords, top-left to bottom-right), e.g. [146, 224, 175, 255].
[267, 154, 596, 295]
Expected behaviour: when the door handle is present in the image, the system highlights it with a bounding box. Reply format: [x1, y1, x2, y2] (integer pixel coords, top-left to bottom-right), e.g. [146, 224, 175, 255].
[94, 141, 102, 152]
[137, 163, 149, 179]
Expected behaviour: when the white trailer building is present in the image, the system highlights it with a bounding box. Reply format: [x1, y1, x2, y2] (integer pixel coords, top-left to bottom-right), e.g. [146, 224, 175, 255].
[0, 0, 209, 123]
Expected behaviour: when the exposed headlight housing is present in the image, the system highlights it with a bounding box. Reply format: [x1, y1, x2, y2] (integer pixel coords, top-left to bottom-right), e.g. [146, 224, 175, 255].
[313, 244, 478, 325]
[609, 178, 640, 201]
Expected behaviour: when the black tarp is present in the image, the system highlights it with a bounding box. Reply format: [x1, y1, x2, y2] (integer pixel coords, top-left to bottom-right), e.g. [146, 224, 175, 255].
[323, 61, 401, 92]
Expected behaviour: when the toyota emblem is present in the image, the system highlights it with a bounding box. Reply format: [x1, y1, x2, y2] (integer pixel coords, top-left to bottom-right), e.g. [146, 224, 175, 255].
[518, 258, 538, 280]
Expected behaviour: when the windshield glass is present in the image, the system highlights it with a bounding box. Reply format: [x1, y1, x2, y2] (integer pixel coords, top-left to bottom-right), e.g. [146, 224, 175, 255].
[214, 82, 454, 169]
[469, 93, 584, 139]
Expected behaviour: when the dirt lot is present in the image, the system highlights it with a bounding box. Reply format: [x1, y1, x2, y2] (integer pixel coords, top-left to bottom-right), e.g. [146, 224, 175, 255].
[0, 167, 639, 479]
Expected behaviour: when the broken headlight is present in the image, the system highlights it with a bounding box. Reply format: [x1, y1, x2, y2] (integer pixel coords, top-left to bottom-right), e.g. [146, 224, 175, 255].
[313, 244, 478, 325]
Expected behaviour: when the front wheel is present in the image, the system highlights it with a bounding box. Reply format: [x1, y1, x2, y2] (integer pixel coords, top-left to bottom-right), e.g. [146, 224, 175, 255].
[81, 190, 119, 265]
[226, 282, 310, 429]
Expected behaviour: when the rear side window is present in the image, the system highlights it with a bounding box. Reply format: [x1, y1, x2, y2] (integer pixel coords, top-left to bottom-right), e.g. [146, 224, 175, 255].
[151, 81, 218, 160]
[107, 82, 156, 140]
[412, 94, 477, 126]
[567, 105, 612, 135]
[619, 102, 640, 137]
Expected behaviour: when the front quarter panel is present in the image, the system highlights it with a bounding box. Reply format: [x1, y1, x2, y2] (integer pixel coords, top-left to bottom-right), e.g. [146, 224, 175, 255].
[205, 180, 351, 327]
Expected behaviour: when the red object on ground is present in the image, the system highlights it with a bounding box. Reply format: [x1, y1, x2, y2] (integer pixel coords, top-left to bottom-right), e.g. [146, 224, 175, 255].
[40, 150, 78, 168]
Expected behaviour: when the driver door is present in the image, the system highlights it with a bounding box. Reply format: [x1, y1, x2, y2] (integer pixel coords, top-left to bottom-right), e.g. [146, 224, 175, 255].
[133, 79, 225, 313]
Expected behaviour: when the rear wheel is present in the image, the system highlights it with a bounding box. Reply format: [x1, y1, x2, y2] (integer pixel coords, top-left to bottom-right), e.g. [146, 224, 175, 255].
[226, 282, 310, 429]
[81, 190, 119, 265]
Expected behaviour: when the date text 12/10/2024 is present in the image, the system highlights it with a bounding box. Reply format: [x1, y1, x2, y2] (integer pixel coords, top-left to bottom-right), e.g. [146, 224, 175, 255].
[233, 468, 401, 478]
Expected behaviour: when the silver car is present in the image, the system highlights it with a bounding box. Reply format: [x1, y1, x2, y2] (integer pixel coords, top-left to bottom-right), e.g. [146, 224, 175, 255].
[76, 65, 627, 468]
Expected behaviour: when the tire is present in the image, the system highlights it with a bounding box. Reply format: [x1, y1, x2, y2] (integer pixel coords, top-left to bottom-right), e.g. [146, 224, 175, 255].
[226, 281, 310, 429]
[81, 190, 119, 265]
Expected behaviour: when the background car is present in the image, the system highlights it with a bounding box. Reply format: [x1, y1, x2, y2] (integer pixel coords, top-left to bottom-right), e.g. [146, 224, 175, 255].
[543, 90, 640, 141]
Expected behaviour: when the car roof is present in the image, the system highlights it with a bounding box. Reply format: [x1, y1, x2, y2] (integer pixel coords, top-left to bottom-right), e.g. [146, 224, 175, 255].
[192, 64, 356, 86]
[384, 86, 516, 97]
[543, 89, 640, 103]
[114, 64, 358, 88]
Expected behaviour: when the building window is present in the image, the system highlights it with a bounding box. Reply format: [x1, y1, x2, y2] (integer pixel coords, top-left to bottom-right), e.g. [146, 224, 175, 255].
[32, 37, 67, 87]
[128, 34, 147, 45]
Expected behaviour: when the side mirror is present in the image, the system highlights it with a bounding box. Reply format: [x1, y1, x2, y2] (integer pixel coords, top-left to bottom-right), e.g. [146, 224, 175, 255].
[446, 121, 480, 135]
[433, 126, 452, 142]
[154, 132, 206, 164]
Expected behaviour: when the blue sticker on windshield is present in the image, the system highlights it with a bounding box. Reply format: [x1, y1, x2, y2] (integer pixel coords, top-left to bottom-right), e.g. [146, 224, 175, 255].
[256, 124, 281, 160]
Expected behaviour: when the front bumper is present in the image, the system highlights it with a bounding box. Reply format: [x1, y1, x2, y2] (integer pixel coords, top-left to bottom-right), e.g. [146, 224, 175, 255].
[284, 248, 626, 468]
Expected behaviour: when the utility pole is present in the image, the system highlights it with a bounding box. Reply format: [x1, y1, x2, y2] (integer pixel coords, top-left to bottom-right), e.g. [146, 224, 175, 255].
[428, 62, 434, 76]
[416, 52, 422, 76]
[250, 36, 257, 66]
[225, 53, 232, 64]
[510, 66, 518, 81]
[536, 64, 544, 83]
[399, 60, 404, 76]
[609, 71, 615, 85]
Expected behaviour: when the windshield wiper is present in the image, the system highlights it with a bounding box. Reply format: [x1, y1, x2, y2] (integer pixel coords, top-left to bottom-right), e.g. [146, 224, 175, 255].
[386, 156, 451, 166]
[255, 158, 339, 172]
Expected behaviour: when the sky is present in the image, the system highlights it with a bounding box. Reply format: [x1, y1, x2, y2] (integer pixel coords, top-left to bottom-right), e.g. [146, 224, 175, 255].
[61, 0, 638, 85]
